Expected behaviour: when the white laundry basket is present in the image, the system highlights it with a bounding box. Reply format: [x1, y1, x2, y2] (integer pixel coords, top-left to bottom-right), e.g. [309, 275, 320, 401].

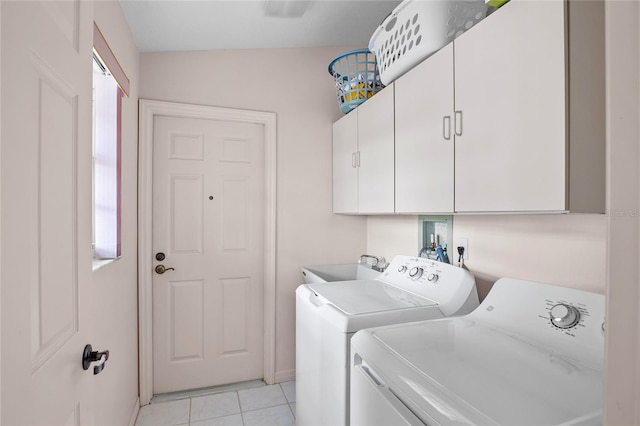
[369, 0, 491, 85]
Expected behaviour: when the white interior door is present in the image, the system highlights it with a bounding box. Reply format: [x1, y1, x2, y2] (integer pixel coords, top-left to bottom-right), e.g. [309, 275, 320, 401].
[1, 1, 95, 424]
[152, 115, 265, 394]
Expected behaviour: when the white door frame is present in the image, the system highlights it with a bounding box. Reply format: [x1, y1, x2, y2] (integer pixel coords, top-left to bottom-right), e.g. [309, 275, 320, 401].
[137, 99, 277, 406]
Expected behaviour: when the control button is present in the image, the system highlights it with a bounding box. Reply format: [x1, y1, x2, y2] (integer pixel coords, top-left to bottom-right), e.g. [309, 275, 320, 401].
[409, 267, 423, 280]
[397, 265, 408, 273]
[549, 304, 580, 329]
[427, 273, 439, 283]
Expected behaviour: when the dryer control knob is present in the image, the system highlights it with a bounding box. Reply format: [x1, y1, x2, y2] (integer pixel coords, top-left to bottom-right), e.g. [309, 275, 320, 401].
[409, 267, 423, 280]
[427, 273, 439, 282]
[397, 265, 408, 273]
[550, 304, 580, 329]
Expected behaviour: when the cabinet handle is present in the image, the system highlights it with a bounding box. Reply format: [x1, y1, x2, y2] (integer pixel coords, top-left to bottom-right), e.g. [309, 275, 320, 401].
[443, 115, 451, 140]
[352, 152, 357, 168]
[454, 110, 463, 136]
[356, 151, 361, 167]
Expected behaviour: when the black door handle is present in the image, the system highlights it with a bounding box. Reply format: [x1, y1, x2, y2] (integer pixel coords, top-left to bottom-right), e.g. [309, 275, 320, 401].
[82, 344, 110, 375]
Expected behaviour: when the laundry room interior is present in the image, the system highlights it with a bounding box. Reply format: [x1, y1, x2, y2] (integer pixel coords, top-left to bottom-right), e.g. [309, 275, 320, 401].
[1, 0, 638, 425]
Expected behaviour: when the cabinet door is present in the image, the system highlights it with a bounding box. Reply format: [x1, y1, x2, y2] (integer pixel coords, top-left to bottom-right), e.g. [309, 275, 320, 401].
[454, 0, 567, 212]
[395, 43, 454, 213]
[357, 85, 395, 214]
[333, 111, 359, 213]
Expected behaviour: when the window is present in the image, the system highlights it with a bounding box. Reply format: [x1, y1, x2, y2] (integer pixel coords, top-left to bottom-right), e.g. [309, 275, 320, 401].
[92, 23, 129, 261]
[92, 55, 121, 259]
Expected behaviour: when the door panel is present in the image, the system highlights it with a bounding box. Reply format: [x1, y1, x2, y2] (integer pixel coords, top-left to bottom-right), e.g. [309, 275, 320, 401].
[332, 112, 358, 214]
[221, 277, 250, 353]
[221, 178, 249, 250]
[454, 0, 566, 212]
[395, 43, 454, 213]
[33, 55, 79, 367]
[170, 280, 205, 361]
[2, 1, 94, 424]
[357, 85, 395, 214]
[170, 175, 204, 253]
[152, 116, 265, 394]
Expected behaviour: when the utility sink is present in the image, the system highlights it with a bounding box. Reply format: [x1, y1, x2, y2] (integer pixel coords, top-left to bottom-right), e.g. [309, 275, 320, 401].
[300, 263, 381, 284]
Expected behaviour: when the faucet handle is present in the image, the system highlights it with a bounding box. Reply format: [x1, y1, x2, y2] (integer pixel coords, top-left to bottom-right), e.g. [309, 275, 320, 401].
[373, 259, 388, 272]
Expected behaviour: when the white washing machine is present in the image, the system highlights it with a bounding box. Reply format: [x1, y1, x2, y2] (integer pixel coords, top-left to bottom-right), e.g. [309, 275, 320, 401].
[295, 255, 479, 426]
[350, 278, 605, 425]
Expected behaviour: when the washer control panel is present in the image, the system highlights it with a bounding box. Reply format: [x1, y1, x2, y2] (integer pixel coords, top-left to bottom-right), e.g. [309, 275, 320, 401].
[379, 256, 477, 312]
[386, 257, 445, 286]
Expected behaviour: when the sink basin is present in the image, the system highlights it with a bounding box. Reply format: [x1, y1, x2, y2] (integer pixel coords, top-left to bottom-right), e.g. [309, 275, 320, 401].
[300, 263, 381, 284]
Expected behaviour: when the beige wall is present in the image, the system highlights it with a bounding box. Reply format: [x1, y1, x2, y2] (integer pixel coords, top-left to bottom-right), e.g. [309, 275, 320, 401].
[452, 215, 606, 300]
[139, 47, 368, 380]
[367, 216, 420, 260]
[92, 2, 140, 424]
[368, 214, 607, 300]
[604, 0, 640, 423]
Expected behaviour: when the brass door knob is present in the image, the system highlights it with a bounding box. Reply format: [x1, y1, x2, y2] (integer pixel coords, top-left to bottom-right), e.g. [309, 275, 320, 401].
[155, 265, 175, 274]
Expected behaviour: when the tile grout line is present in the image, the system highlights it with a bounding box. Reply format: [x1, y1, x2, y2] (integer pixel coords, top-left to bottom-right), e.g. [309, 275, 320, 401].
[280, 382, 295, 419]
[236, 391, 246, 425]
[288, 402, 295, 419]
[241, 402, 291, 414]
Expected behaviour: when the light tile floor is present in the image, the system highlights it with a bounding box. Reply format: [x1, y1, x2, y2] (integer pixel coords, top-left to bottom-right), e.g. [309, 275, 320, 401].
[135, 382, 296, 426]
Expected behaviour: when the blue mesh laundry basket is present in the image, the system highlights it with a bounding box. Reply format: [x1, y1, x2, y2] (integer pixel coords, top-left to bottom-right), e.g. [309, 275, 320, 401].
[328, 50, 384, 114]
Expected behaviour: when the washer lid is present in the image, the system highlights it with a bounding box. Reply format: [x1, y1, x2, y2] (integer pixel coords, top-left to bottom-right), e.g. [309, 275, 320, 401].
[307, 280, 437, 315]
[366, 318, 603, 425]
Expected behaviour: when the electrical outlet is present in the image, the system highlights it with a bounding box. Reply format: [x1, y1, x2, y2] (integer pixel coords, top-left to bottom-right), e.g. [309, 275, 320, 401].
[457, 238, 469, 260]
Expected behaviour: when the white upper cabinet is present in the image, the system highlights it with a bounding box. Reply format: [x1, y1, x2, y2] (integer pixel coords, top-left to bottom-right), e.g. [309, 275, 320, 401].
[453, 0, 568, 212]
[332, 85, 395, 214]
[332, 0, 604, 215]
[332, 109, 359, 214]
[395, 43, 455, 214]
[357, 85, 395, 213]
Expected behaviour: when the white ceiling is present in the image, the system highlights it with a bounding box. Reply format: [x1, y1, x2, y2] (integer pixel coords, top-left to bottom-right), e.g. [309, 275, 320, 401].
[119, 0, 402, 53]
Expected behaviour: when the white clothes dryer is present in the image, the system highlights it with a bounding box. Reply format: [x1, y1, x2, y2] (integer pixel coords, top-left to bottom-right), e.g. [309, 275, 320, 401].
[295, 255, 479, 426]
[350, 278, 605, 426]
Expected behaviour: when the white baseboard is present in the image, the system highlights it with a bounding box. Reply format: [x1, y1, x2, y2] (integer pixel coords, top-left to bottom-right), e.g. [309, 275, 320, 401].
[274, 369, 295, 383]
[128, 397, 141, 426]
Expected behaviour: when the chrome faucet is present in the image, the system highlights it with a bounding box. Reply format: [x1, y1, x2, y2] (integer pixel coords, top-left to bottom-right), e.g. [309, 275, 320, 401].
[360, 254, 387, 272]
